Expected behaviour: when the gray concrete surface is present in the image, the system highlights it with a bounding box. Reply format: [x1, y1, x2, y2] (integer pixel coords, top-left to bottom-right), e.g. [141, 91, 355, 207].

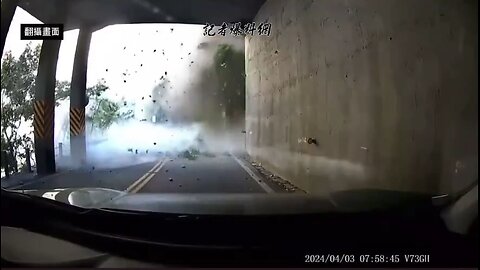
[34, 39, 61, 175]
[1, 172, 38, 189]
[137, 155, 267, 193]
[7, 154, 279, 194]
[69, 26, 92, 166]
[245, 0, 478, 195]
[13, 162, 157, 191]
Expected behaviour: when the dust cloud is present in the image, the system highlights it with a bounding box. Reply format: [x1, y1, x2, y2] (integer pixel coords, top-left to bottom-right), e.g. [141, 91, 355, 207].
[55, 33, 246, 170]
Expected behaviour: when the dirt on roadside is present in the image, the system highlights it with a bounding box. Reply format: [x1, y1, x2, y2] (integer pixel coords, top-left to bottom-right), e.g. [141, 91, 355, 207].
[242, 154, 306, 193]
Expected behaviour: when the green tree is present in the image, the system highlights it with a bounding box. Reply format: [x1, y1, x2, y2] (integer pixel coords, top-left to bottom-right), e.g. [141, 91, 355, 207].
[1, 43, 131, 173]
[86, 82, 134, 133]
[88, 98, 121, 130]
[54, 80, 134, 135]
[55, 80, 71, 104]
[184, 44, 245, 129]
[213, 44, 245, 124]
[1, 43, 41, 172]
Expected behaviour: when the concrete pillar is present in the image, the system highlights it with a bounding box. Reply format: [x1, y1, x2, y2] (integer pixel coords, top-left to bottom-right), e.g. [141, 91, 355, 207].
[69, 27, 92, 167]
[0, 0, 18, 55]
[34, 40, 61, 175]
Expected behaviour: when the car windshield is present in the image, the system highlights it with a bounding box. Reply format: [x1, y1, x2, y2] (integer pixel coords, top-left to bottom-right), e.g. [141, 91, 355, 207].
[0, 0, 477, 207]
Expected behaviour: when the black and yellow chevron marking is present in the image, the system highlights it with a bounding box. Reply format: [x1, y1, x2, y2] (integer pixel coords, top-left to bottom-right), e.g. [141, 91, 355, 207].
[33, 100, 54, 139]
[70, 107, 85, 136]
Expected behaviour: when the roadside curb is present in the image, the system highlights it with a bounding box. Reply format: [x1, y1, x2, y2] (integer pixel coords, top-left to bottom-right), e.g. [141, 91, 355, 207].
[234, 153, 306, 194]
[230, 152, 275, 193]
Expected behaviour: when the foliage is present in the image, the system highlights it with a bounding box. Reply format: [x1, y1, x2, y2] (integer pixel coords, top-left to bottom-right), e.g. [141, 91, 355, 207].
[57, 80, 134, 133]
[55, 80, 71, 104]
[119, 108, 135, 120]
[88, 98, 121, 130]
[213, 44, 246, 121]
[185, 44, 245, 129]
[87, 81, 109, 98]
[1, 43, 40, 171]
[1, 43, 131, 172]
[86, 82, 134, 132]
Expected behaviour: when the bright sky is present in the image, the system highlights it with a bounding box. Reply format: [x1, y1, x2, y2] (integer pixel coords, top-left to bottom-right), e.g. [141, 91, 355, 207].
[2, 7, 211, 143]
[3, 7, 206, 104]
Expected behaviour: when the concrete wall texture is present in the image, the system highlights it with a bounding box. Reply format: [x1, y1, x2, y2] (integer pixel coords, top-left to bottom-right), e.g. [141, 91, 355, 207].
[245, 0, 478, 195]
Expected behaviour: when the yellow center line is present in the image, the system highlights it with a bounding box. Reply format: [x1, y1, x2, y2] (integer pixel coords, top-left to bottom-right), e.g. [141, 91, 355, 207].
[125, 159, 164, 193]
[131, 159, 167, 193]
[130, 174, 156, 194]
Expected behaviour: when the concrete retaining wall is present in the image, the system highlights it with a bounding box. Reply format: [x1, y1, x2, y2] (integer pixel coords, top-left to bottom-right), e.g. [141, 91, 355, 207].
[245, 0, 477, 194]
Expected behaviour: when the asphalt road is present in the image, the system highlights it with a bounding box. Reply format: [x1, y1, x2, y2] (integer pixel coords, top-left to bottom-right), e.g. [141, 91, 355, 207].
[11, 153, 277, 194]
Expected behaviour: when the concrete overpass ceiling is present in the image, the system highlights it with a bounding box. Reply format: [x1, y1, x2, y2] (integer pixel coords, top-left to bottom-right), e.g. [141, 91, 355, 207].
[18, 0, 266, 30]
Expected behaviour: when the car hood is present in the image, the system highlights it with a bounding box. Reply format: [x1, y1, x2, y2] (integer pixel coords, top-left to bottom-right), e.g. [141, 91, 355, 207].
[11, 187, 442, 215]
